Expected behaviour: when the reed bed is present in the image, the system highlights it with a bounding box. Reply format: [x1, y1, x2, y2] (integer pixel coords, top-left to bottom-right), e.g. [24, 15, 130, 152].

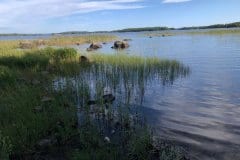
[0, 46, 189, 160]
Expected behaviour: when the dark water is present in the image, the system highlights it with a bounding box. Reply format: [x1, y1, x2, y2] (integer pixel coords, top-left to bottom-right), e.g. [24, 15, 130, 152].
[2, 32, 240, 159]
[77, 32, 240, 160]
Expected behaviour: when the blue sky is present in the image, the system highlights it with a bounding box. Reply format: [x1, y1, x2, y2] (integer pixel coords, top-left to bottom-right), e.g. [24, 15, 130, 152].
[0, 0, 240, 33]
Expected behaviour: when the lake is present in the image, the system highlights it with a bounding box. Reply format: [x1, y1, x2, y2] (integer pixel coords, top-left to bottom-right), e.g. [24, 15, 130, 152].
[2, 31, 240, 160]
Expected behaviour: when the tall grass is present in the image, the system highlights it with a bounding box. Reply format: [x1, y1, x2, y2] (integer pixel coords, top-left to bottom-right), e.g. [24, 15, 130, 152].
[0, 46, 189, 159]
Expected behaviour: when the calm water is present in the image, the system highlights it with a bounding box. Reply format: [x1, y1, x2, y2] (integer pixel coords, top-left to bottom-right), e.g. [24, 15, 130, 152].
[3, 32, 240, 160]
[78, 32, 240, 160]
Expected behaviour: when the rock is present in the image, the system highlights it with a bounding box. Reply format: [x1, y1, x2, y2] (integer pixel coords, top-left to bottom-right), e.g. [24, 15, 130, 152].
[149, 36, 152, 38]
[87, 43, 102, 51]
[112, 41, 129, 49]
[123, 38, 132, 41]
[19, 41, 34, 49]
[79, 55, 89, 63]
[103, 94, 115, 103]
[104, 137, 110, 143]
[41, 96, 53, 102]
[102, 42, 107, 45]
[76, 42, 80, 46]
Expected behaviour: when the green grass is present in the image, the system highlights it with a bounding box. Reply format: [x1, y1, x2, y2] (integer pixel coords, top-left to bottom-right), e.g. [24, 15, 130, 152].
[0, 45, 189, 159]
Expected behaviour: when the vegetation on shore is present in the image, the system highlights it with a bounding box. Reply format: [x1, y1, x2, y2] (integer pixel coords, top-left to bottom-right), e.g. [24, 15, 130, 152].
[179, 22, 240, 30]
[115, 27, 173, 32]
[184, 28, 240, 35]
[0, 38, 190, 160]
[114, 22, 240, 33]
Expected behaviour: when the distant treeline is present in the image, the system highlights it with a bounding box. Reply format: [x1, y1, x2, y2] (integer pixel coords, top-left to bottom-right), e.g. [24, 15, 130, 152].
[1, 22, 240, 35]
[179, 22, 240, 30]
[115, 27, 173, 32]
[115, 22, 240, 32]
[0, 33, 48, 36]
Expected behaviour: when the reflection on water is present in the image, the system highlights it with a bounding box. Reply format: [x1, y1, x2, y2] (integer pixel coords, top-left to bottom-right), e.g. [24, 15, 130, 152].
[75, 32, 240, 160]
[4, 31, 240, 160]
[54, 57, 190, 107]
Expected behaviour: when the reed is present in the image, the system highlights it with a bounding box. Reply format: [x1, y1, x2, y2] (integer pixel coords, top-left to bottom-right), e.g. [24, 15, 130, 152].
[0, 47, 189, 159]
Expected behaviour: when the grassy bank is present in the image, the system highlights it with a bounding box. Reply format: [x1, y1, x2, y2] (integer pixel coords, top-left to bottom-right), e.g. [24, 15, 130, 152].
[0, 42, 189, 159]
[185, 28, 240, 35]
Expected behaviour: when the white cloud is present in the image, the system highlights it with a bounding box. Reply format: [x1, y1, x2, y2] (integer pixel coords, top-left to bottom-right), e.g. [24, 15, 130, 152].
[0, 0, 144, 32]
[162, 0, 191, 3]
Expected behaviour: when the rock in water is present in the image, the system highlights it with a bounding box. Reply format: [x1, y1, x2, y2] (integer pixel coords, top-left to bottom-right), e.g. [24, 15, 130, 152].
[87, 43, 102, 51]
[112, 41, 129, 49]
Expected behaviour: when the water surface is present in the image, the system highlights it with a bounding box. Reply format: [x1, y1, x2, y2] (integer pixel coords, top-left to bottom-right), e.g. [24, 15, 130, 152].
[78, 32, 240, 160]
[2, 31, 240, 160]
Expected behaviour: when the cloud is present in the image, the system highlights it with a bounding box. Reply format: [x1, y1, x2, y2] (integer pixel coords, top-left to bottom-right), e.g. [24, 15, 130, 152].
[162, 0, 191, 3]
[0, 0, 144, 32]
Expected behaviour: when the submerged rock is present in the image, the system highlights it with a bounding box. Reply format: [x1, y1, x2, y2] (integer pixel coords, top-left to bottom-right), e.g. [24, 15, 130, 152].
[112, 41, 129, 49]
[87, 43, 102, 51]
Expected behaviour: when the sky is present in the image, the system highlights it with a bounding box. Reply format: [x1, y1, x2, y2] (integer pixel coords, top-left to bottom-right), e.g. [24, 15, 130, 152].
[0, 0, 240, 33]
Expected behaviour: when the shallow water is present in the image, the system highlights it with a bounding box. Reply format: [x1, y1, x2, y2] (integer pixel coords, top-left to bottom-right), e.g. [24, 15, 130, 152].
[77, 32, 240, 160]
[3, 31, 240, 160]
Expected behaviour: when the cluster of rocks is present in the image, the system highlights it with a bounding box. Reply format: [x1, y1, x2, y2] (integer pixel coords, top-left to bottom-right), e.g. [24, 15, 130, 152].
[86, 40, 130, 51]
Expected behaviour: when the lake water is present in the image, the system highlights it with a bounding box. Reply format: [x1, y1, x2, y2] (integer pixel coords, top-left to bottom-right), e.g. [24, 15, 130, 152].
[79, 32, 240, 160]
[2, 31, 240, 160]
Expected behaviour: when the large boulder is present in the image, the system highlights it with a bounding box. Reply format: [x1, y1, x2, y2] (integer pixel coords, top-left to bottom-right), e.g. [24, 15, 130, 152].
[87, 43, 102, 51]
[112, 41, 129, 49]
